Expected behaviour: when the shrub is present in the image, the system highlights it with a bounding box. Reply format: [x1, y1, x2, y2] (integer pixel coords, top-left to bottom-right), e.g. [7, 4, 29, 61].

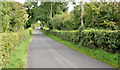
[50, 30, 76, 42]
[1, 2, 28, 32]
[0, 28, 33, 68]
[80, 29, 120, 53]
[48, 13, 74, 30]
[44, 29, 120, 53]
[0, 33, 18, 68]
[78, 26, 86, 32]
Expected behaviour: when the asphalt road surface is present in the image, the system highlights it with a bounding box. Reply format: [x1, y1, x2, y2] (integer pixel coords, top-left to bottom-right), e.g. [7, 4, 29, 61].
[27, 28, 114, 68]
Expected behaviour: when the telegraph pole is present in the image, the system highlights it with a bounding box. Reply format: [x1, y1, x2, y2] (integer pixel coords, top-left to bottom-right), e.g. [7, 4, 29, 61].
[81, 0, 84, 26]
[51, 1, 52, 17]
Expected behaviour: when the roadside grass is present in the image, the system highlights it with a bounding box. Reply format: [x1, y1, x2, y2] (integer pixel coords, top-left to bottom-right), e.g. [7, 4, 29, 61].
[40, 29, 118, 68]
[4, 36, 33, 68]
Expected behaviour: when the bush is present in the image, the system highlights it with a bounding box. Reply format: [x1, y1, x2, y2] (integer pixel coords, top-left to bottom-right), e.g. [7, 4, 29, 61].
[50, 30, 77, 42]
[47, 13, 74, 30]
[0, 28, 33, 68]
[44, 29, 120, 53]
[0, 33, 18, 68]
[80, 29, 120, 53]
[78, 26, 86, 32]
[1, 2, 28, 32]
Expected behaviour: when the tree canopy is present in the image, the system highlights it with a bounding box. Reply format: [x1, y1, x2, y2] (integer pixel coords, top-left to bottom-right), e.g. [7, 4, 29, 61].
[24, 1, 68, 28]
[71, 2, 119, 30]
[1, 2, 28, 32]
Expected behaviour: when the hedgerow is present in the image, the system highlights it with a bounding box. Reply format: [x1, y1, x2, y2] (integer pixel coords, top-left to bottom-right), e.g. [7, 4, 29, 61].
[79, 29, 120, 53]
[1, 2, 28, 32]
[44, 29, 120, 53]
[0, 28, 33, 68]
[50, 30, 77, 42]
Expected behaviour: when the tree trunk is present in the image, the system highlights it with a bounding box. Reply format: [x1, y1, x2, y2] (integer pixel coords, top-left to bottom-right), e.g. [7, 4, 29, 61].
[81, 0, 84, 26]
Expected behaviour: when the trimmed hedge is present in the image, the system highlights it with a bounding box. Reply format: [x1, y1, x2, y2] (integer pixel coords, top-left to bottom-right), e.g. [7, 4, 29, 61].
[1, 2, 28, 32]
[50, 30, 78, 43]
[0, 28, 33, 68]
[80, 29, 120, 53]
[44, 29, 120, 53]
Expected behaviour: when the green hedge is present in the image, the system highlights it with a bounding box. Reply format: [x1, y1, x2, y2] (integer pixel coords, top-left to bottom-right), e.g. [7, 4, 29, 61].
[80, 29, 120, 53]
[44, 29, 120, 53]
[0, 28, 33, 68]
[50, 30, 77, 42]
[1, 2, 28, 32]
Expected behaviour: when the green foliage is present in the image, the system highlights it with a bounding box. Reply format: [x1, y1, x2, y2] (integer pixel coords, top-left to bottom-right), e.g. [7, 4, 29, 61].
[31, 23, 40, 29]
[48, 13, 74, 30]
[71, 5, 82, 30]
[80, 29, 120, 53]
[0, 2, 29, 69]
[24, 2, 68, 28]
[71, 2, 119, 30]
[44, 28, 120, 53]
[24, 2, 39, 28]
[50, 30, 77, 41]
[1, 2, 28, 32]
[34, 3, 51, 26]
[41, 29, 118, 68]
[0, 28, 33, 68]
[4, 37, 33, 68]
[78, 26, 86, 31]
[48, 2, 119, 30]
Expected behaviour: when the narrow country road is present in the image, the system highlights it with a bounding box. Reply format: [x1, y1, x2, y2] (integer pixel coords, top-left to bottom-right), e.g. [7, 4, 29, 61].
[27, 28, 114, 68]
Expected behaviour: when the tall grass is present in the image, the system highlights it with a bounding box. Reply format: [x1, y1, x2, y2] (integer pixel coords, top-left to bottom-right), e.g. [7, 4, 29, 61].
[4, 36, 33, 68]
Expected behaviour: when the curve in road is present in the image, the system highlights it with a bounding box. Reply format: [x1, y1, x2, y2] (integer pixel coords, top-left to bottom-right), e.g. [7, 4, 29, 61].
[27, 28, 114, 68]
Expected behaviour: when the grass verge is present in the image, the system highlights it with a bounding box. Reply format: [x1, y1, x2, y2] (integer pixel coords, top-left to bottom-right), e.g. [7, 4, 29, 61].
[40, 29, 118, 68]
[4, 36, 33, 68]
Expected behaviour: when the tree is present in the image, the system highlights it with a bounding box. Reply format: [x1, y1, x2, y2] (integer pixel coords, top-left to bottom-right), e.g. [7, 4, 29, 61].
[1, 2, 28, 32]
[71, 5, 82, 29]
[72, 2, 119, 30]
[24, 2, 38, 28]
[24, 1, 68, 28]
[48, 13, 74, 30]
